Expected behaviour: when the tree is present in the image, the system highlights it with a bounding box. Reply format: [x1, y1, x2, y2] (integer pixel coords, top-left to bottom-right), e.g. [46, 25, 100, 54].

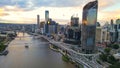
[104, 48, 111, 54]
[112, 44, 119, 49]
[108, 55, 117, 64]
[106, 44, 112, 47]
[0, 42, 6, 52]
[109, 62, 120, 68]
[99, 54, 107, 62]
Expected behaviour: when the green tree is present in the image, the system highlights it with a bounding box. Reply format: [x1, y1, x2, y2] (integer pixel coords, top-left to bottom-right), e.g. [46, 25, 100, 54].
[99, 54, 107, 62]
[109, 62, 120, 68]
[104, 48, 111, 54]
[108, 55, 117, 64]
[0, 42, 6, 52]
[112, 44, 119, 49]
[62, 55, 70, 62]
[106, 44, 112, 47]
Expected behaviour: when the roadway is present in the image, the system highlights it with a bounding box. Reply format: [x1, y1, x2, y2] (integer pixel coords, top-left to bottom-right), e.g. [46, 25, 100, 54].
[40, 35, 103, 68]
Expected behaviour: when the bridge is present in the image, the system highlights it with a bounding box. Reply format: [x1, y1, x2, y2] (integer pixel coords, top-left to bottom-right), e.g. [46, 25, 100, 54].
[40, 35, 103, 68]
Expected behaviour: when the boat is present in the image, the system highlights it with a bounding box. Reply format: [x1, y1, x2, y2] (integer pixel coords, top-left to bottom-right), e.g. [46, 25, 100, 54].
[25, 45, 29, 48]
[2, 50, 9, 56]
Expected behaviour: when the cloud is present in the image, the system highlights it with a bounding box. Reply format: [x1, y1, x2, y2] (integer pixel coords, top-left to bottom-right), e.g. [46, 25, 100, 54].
[0, 0, 120, 25]
[0, 0, 92, 9]
[0, 0, 120, 11]
[2, 6, 24, 11]
[0, 8, 9, 16]
[98, 9, 120, 24]
[0, 13, 9, 16]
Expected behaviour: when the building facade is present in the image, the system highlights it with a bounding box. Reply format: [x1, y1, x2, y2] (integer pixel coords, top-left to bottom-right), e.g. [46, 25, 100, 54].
[44, 10, 49, 34]
[96, 27, 102, 43]
[45, 10, 49, 24]
[44, 18, 58, 35]
[37, 15, 40, 29]
[81, 0, 98, 54]
[116, 19, 120, 42]
[109, 19, 120, 43]
[71, 16, 79, 27]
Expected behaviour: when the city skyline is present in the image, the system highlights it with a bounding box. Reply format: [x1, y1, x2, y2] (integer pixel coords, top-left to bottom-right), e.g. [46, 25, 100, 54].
[0, 0, 120, 25]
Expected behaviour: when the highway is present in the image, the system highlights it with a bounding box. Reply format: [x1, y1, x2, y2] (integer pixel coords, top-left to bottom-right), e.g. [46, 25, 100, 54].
[40, 35, 103, 68]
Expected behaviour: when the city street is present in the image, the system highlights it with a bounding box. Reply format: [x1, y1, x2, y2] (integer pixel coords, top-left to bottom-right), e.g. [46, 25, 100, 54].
[0, 33, 75, 68]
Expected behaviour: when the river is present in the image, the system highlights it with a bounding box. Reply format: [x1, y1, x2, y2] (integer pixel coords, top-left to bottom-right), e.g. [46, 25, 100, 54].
[0, 33, 75, 68]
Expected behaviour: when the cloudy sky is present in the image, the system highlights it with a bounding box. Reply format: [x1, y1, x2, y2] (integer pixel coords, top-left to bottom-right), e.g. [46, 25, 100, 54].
[0, 0, 120, 25]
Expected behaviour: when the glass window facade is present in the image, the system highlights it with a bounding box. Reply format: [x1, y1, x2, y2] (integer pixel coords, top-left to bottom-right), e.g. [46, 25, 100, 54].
[86, 37, 94, 46]
[81, 0, 98, 54]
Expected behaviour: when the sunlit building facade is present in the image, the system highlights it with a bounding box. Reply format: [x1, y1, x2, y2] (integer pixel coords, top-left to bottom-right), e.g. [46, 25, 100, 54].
[81, 0, 98, 54]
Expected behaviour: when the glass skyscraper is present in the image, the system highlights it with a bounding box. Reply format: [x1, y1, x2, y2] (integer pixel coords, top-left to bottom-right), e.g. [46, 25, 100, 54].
[45, 10, 49, 23]
[44, 10, 49, 34]
[37, 15, 40, 29]
[81, 0, 98, 54]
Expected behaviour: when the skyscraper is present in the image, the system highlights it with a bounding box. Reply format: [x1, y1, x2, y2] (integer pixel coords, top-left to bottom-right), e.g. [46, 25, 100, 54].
[44, 10, 49, 34]
[45, 10, 49, 23]
[37, 15, 40, 29]
[71, 16, 79, 27]
[81, 0, 98, 54]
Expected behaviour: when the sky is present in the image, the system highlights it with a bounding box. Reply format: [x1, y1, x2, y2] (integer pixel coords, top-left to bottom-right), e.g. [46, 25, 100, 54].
[0, 0, 120, 25]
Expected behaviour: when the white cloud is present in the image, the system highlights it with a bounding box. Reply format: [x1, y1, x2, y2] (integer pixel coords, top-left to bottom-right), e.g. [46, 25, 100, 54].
[0, 0, 120, 25]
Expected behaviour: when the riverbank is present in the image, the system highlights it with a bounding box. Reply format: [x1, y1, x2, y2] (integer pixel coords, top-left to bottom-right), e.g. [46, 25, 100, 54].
[0, 42, 9, 55]
[0, 37, 15, 55]
[38, 35, 85, 68]
[49, 44, 59, 52]
[49, 44, 83, 68]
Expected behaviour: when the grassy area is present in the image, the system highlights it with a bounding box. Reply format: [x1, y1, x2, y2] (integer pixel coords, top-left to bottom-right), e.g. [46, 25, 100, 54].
[52, 45, 59, 49]
[0, 42, 6, 52]
[62, 55, 70, 62]
[49, 45, 59, 52]
[76, 63, 84, 68]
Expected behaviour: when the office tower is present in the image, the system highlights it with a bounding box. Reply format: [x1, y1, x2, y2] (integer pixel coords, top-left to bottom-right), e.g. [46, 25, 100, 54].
[96, 27, 102, 43]
[110, 19, 114, 30]
[116, 19, 120, 42]
[37, 15, 40, 29]
[47, 19, 58, 35]
[81, 0, 98, 54]
[71, 16, 79, 27]
[45, 10, 49, 23]
[44, 10, 49, 34]
[110, 19, 115, 43]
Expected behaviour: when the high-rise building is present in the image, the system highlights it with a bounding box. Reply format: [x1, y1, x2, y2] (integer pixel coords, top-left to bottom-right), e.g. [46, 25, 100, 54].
[96, 27, 102, 43]
[45, 10, 49, 23]
[109, 19, 120, 43]
[102, 28, 110, 43]
[37, 15, 40, 29]
[70, 16, 79, 27]
[116, 19, 120, 42]
[81, 0, 98, 54]
[44, 10, 49, 34]
[47, 19, 58, 35]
